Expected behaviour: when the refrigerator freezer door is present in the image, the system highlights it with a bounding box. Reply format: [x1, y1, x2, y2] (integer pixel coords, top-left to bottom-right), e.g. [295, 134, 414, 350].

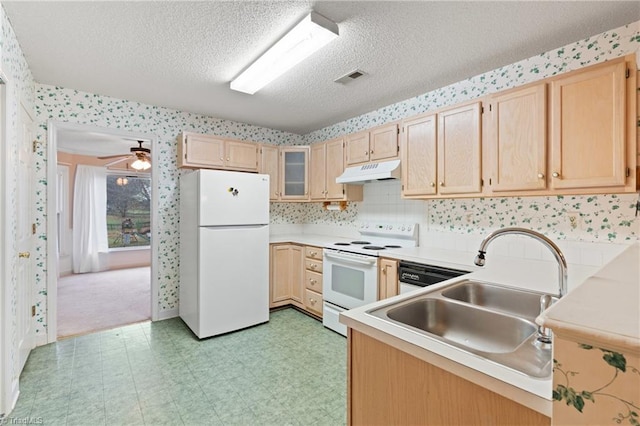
[197, 224, 269, 338]
[198, 169, 269, 226]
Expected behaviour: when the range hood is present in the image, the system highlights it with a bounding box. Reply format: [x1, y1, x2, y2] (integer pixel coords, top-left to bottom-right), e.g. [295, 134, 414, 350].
[336, 159, 401, 184]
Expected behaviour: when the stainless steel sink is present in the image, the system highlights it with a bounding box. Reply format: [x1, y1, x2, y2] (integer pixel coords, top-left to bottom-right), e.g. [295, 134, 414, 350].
[367, 280, 552, 378]
[386, 298, 536, 353]
[441, 280, 545, 321]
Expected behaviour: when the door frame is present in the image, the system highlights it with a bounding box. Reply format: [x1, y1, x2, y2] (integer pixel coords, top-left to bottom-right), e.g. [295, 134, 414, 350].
[0, 70, 15, 416]
[46, 121, 160, 343]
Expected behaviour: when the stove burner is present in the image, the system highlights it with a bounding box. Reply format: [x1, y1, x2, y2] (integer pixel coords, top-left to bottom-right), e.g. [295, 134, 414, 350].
[351, 241, 371, 245]
[334, 242, 350, 246]
[363, 246, 385, 250]
[384, 245, 402, 248]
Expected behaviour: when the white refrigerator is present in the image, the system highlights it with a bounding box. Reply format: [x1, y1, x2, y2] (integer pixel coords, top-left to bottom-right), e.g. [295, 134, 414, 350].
[179, 169, 270, 339]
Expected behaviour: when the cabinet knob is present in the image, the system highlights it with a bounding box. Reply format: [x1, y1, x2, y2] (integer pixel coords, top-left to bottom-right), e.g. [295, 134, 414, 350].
[310, 279, 317, 285]
[552, 172, 560, 178]
[439, 181, 445, 186]
[430, 182, 435, 187]
[537, 173, 545, 179]
[309, 298, 316, 305]
[18, 252, 30, 259]
[370, 150, 374, 154]
[219, 157, 223, 161]
[226, 157, 230, 161]
[365, 151, 368, 156]
[310, 251, 317, 256]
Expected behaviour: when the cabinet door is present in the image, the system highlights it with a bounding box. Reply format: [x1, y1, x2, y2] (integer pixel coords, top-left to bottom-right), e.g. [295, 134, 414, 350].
[489, 83, 547, 192]
[378, 258, 398, 300]
[280, 148, 309, 200]
[346, 131, 371, 165]
[225, 140, 259, 172]
[325, 137, 347, 199]
[270, 245, 292, 306]
[310, 142, 327, 200]
[401, 114, 437, 196]
[437, 102, 482, 195]
[260, 145, 280, 200]
[370, 123, 399, 162]
[290, 245, 304, 303]
[550, 58, 627, 189]
[184, 134, 225, 168]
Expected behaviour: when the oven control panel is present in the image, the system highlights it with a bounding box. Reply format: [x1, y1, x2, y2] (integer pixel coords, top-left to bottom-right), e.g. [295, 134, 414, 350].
[359, 222, 418, 239]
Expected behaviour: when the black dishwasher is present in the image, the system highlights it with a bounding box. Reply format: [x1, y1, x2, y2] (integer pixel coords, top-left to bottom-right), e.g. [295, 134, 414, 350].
[398, 261, 469, 294]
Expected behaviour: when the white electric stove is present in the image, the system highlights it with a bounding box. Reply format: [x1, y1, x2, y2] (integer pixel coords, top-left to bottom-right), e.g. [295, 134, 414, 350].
[322, 223, 418, 335]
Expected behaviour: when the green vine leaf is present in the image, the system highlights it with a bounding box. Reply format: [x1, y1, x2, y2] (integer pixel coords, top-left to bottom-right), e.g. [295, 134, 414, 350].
[602, 350, 627, 372]
[554, 384, 586, 412]
[579, 343, 594, 350]
[581, 390, 595, 402]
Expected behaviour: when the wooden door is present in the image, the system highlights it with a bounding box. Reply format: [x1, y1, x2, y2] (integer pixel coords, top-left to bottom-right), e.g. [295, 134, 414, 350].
[550, 58, 627, 189]
[260, 145, 280, 200]
[345, 131, 370, 165]
[437, 102, 482, 195]
[289, 245, 304, 303]
[270, 245, 291, 306]
[325, 137, 346, 199]
[378, 258, 398, 300]
[489, 83, 547, 192]
[310, 142, 327, 200]
[401, 114, 437, 196]
[225, 140, 258, 172]
[17, 102, 35, 374]
[370, 123, 399, 162]
[184, 133, 225, 168]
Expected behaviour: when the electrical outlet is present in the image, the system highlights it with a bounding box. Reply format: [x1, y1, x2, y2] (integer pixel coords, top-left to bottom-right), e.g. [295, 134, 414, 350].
[566, 211, 581, 230]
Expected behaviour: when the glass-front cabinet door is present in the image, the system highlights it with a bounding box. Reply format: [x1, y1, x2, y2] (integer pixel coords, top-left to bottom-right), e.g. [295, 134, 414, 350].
[280, 147, 309, 200]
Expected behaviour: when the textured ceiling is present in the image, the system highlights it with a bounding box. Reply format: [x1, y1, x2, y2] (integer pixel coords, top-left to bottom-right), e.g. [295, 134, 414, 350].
[4, 1, 640, 135]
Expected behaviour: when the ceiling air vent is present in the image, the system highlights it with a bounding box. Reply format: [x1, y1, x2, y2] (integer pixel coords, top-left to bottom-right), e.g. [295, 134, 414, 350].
[334, 69, 366, 84]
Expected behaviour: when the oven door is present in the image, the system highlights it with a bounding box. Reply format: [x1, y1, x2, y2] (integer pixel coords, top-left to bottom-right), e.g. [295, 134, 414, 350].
[323, 249, 378, 310]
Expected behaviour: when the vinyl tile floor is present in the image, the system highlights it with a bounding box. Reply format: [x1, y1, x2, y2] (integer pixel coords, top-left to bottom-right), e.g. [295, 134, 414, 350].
[7, 308, 347, 425]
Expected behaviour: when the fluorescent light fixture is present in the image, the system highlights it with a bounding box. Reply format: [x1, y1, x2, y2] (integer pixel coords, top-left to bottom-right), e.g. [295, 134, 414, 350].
[230, 11, 339, 94]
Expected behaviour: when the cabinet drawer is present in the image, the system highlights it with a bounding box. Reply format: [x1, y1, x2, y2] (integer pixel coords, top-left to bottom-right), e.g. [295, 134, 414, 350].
[305, 259, 323, 273]
[305, 270, 323, 293]
[305, 246, 323, 261]
[304, 289, 323, 317]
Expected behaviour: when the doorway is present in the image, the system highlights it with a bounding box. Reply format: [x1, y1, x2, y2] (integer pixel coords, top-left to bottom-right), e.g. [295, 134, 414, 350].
[46, 122, 159, 341]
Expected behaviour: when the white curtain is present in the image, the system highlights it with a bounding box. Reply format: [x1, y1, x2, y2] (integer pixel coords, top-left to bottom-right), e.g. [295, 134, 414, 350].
[72, 165, 109, 273]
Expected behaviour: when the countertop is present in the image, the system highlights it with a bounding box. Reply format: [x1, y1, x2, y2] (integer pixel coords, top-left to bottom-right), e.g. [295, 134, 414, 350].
[537, 242, 640, 355]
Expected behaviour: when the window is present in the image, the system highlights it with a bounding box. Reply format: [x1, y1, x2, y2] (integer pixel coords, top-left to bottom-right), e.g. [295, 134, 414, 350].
[106, 174, 151, 248]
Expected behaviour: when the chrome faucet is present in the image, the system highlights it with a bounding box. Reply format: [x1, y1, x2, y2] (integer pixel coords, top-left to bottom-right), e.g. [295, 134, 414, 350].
[474, 227, 568, 343]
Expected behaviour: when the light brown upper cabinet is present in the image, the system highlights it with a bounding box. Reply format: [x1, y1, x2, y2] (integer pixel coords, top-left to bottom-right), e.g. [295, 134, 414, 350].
[437, 102, 483, 195]
[280, 147, 310, 201]
[260, 144, 280, 200]
[549, 57, 629, 190]
[400, 113, 437, 196]
[345, 123, 399, 166]
[310, 138, 363, 201]
[177, 132, 259, 172]
[487, 83, 547, 192]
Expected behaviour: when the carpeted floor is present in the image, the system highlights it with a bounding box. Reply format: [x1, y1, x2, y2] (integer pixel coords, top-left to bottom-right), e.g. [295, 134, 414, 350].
[57, 266, 151, 338]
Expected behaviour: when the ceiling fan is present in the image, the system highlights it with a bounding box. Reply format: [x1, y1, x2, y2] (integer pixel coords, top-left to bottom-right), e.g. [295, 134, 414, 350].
[98, 140, 151, 171]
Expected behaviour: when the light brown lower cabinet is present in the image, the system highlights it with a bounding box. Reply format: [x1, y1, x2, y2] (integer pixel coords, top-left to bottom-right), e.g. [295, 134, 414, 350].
[269, 243, 323, 318]
[348, 330, 551, 426]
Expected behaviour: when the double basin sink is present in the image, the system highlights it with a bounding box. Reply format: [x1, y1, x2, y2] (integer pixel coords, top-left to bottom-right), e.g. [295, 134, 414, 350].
[367, 280, 552, 378]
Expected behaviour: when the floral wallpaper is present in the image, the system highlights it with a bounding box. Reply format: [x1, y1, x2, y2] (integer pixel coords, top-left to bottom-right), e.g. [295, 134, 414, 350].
[553, 338, 640, 425]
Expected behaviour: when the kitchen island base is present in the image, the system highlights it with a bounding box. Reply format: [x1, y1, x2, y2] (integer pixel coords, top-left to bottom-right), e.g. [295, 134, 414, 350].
[348, 330, 550, 426]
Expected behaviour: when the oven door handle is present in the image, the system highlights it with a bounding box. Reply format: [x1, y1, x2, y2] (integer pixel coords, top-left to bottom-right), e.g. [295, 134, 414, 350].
[324, 252, 377, 266]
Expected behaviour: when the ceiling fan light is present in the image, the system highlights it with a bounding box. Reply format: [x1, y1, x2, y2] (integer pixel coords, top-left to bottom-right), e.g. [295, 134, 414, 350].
[131, 158, 151, 171]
